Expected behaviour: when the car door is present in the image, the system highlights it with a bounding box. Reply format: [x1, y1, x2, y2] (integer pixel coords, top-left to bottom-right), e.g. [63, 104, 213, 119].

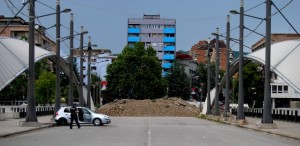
[63, 107, 71, 122]
[82, 107, 92, 123]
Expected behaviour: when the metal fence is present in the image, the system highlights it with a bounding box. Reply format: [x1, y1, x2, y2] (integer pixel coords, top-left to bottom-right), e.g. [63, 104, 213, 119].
[10, 106, 55, 118]
[231, 108, 300, 122]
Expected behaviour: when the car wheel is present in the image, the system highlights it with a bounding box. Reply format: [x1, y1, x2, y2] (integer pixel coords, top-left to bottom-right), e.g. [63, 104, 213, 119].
[93, 118, 102, 126]
[57, 118, 68, 126]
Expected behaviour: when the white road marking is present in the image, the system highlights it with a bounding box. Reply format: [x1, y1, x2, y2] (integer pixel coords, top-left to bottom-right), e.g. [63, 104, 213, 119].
[147, 117, 151, 146]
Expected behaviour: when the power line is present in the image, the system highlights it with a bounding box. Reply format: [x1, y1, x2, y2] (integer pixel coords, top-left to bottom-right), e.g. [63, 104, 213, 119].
[4, 0, 15, 15]
[36, 0, 56, 11]
[271, 1, 299, 36]
[7, 0, 29, 17]
[271, 0, 293, 17]
[0, 1, 28, 35]
[245, 1, 265, 13]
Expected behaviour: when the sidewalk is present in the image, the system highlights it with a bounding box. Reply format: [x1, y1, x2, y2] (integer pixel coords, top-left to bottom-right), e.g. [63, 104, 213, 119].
[235, 117, 300, 140]
[0, 115, 56, 137]
[206, 115, 300, 140]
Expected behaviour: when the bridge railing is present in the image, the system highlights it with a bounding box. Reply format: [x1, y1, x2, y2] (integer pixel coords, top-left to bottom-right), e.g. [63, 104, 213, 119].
[10, 106, 55, 119]
[231, 108, 300, 123]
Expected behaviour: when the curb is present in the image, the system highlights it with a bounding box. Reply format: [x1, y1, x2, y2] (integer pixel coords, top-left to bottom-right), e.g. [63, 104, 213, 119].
[0, 123, 56, 138]
[199, 115, 300, 141]
[235, 124, 300, 141]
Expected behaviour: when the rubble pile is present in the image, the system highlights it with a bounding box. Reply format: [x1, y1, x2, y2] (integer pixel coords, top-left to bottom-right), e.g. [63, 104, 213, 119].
[96, 97, 200, 117]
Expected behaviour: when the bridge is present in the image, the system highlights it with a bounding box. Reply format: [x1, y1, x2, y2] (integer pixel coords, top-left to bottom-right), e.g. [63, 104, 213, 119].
[202, 39, 300, 114]
[0, 37, 94, 110]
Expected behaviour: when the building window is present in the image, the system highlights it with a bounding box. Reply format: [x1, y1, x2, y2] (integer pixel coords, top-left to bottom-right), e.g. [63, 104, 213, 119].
[278, 86, 282, 93]
[91, 66, 96, 70]
[283, 86, 288, 93]
[272, 85, 277, 93]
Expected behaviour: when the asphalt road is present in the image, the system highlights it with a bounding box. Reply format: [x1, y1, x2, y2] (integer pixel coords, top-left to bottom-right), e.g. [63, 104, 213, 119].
[0, 117, 299, 146]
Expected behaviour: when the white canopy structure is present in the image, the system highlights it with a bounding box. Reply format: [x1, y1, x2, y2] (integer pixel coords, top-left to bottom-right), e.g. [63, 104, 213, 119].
[202, 39, 300, 114]
[0, 37, 95, 110]
[0, 37, 55, 91]
[245, 40, 300, 93]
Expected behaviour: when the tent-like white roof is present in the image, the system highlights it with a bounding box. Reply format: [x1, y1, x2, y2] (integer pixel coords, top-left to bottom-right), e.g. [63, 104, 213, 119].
[0, 37, 55, 91]
[245, 39, 300, 93]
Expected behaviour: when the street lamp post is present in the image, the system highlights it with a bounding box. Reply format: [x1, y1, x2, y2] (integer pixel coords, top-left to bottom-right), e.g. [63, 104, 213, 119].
[55, 0, 61, 116]
[224, 15, 231, 117]
[213, 28, 220, 116]
[68, 13, 74, 106]
[79, 26, 87, 106]
[237, 0, 245, 121]
[206, 39, 212, 115]
[262, 0, 273, 124]
[87, 36, 92, 109]
[25, 0, 38, 124]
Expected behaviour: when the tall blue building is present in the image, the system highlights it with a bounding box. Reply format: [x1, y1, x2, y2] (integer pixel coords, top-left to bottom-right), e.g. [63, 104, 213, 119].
[127, 14, 176, 76]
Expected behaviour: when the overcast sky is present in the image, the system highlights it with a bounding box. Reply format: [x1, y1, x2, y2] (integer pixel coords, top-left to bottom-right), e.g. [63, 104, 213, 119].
[1, 0, 299, 56]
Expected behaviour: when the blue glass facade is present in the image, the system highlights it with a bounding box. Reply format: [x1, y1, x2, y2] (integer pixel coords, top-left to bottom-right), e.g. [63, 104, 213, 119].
[163, 37, 175, 43]
[128, 28, 140, 33]
[163, 28, 175, 34]
[163, 62, 172, 68]
[164, 46, 175, 51]
[163, 54, 175, 60]
[128, 36, 140, 42]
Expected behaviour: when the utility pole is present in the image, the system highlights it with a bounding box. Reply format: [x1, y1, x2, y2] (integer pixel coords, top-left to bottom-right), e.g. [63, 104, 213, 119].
[224, 15, 230, 117]
[25, 0, 38, 124]
[68, 13, 74, 106]
[79, 26, 84, 106]
[214, 28, 220, 116]
[237, 0, 245, 120]
[206, 39, 212, 115]
[55, 0, 61, 115]
[262, 0, 273, 124]
[87, 36, 92, 109]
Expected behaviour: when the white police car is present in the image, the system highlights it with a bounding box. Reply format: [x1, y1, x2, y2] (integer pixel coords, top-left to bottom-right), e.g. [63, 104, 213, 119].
[55, 106, 111, 126]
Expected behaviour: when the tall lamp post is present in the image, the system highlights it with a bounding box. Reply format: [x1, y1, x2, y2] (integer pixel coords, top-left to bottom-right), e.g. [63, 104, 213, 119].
[237, 0, 245, 121]
[87, 36, 92, 109]
[79, 26, 88, 106]
[224, 15, 231, 117]
[206, 39, 212, 115]
[54, 0, 62, 116]
[213, 28, 220, 116]
[68, 13, 74, 106]
[262, 0, 273, 124]
[25, 0, 38, 124]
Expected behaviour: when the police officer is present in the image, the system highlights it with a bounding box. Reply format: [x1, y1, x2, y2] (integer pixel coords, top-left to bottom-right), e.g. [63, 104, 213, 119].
[70, 104, 81, 129]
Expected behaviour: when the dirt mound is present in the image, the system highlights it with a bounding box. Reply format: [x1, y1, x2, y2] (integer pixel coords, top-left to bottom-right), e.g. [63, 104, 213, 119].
[96, 97, 200, 117]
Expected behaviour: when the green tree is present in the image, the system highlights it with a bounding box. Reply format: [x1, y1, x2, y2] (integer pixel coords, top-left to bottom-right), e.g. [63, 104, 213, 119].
[243, 62, 264, 108]
[35, 71, 56, 106]
[166, 61, 190, 100]
[194, 62, 225, 100]
[106, 42, 167, 101]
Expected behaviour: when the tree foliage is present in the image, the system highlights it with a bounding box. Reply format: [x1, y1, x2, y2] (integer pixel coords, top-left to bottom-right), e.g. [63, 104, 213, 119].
[233, 62, 264, 108]
[194, 62, 225, 100]
[166, 61, 190, 100]
[35, 71, 56, 106]
[105, 42, 167, 101]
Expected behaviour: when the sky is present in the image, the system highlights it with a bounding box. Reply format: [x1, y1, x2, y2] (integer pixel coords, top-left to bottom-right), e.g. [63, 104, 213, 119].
[1, 0, 299, 56]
